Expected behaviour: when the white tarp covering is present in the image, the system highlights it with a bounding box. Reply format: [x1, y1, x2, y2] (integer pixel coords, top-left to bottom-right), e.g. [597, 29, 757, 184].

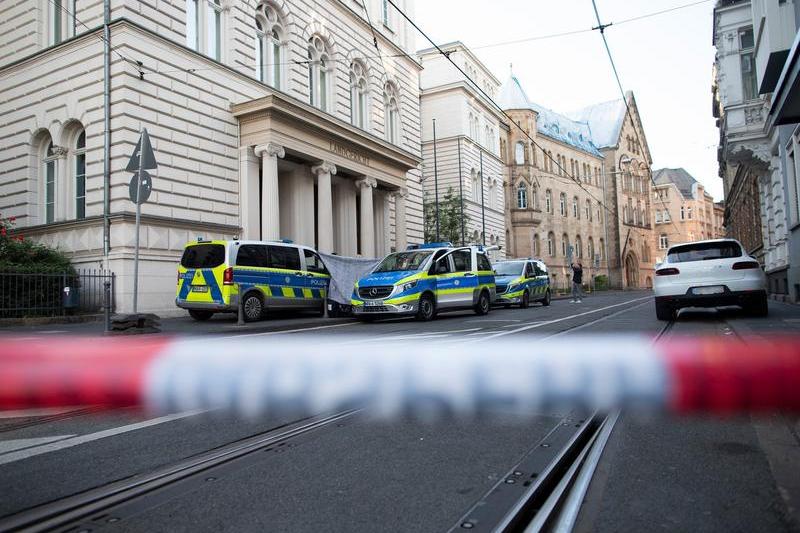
[320, 253, 380, 304]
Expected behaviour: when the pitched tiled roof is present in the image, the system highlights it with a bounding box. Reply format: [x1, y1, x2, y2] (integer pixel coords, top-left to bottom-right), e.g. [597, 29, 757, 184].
[652, 168, 699, 199]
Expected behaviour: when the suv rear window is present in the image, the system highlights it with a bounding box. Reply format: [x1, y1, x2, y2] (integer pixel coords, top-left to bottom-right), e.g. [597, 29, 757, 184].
[667, 241, 742, 263]
[181, 244, 225, 268]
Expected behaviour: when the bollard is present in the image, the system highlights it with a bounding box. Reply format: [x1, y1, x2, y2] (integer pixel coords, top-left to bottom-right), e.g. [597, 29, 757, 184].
[237, 283, 245, 326]
[103, 280, 111, 333]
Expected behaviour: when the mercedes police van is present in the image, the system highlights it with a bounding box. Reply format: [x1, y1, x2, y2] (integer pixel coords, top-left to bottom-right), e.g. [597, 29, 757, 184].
[493, 258, 551, 308]
[176, 239, 330, 322]
[351, 243, 496, 321]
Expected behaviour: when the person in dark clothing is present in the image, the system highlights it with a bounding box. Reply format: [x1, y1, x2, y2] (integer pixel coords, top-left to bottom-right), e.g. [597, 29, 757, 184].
[570, 262, 584, 303]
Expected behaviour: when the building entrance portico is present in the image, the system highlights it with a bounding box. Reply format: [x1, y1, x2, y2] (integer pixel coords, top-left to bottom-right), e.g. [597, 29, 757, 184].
[234, 93, 419, 258]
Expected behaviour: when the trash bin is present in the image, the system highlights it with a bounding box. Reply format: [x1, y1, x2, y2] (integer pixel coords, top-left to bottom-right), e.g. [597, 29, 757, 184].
[62, 286, 79, 312]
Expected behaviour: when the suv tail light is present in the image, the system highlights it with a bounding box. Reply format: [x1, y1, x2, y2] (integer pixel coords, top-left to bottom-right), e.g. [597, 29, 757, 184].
[223, 267, 234, 285]
[656, 267, 680, 276]
[732, 261, 760, 270]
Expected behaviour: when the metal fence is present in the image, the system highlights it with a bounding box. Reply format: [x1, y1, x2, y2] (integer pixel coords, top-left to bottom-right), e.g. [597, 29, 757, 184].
[0, 269, 115, 318]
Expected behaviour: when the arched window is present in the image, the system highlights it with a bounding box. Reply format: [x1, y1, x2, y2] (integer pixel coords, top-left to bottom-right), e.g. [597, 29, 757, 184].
[588, 237, 595, 261]
[75, 130, 86, 220]
[531, 186, 538, 209]
[484, 125, 490, 148]
[597, 202, 602, 222]
[561, 233, 569, 256]
[572, 196, 579, 218]
[43, 140, 57, 223]
[350, 60, 368, 129]
[545, 189, 552, 213]
[516, 182, 527, 209]
[585, 199, 591, 221]
[207, 0, 222, 61]
[575, 235, 582, 258]
[488, 180, 496, 208]
[308, 35, 331, 111]
[255, 3, 284, 88]
[559, 193, 566, 216]
[384, 81, 400, 144]
[599, 238, 605, 260]
[515, 141, 525, 165]
[533, 233, 540, 256]
[547, 232, 555, 257]
[471, 170, 480, 203]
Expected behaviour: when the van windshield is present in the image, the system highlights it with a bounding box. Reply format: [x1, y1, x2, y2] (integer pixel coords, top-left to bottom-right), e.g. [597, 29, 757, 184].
[373, 251, 433, 273]
[667, 241, 742, 263]
[494, 262, 524, 276]
[181, 244, 225, 268]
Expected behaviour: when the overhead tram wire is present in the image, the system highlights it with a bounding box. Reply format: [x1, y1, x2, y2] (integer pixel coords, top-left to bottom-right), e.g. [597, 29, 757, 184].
[45, 0, 142, 76]
[590, 0, 685, 241]
[384, 0, 634, 232]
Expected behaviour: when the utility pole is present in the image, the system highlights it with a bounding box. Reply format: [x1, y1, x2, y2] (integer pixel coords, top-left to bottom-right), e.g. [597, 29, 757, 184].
[432, 119, 440, 242]
[480, 148, 486, 245]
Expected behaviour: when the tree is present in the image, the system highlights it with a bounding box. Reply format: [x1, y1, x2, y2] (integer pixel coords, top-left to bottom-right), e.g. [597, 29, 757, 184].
[423, 187, 470, 245]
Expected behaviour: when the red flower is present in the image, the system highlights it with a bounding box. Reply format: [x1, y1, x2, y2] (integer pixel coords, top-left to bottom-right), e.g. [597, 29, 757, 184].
[0, 228, 5, 237]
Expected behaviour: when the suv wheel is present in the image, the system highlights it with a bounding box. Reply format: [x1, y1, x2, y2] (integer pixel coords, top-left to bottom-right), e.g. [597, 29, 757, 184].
[242, 293, 264, 322]
[188, 309, 213, 321]
[474, 290, 491, 316]
[655, 300, 673, 321]
[520, 290, 530, 309]
[416, 293, 436, 321]
[541, 289, 551, 306]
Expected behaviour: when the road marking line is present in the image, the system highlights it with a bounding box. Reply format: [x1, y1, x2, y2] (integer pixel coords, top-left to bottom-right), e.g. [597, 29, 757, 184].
[502, 321, 546, 327]
[543, 300, 651, 338]
[475, 296, 653, 341]
[0, 435, 76, 454]
[466, 319, 521, 323]
[0, 410, 204, 466]
[221, 321, 357, 338]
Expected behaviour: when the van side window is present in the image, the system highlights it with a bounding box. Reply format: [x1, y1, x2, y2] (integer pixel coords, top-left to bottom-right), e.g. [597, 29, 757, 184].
[267, 245, 301, 270]
[431, 250, 452, 274]
[525, 262, 535, 277]
[236, 245, 268, 268]
[477, 253, 492, 271]
[304, 249, 328, 274]
[452, 250, 471, 272]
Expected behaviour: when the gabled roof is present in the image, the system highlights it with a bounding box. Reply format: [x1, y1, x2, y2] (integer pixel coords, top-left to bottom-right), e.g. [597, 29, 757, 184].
[652, 168, 700, 199]
[497, 75, 603, 158]
[566, 95, 629, 149]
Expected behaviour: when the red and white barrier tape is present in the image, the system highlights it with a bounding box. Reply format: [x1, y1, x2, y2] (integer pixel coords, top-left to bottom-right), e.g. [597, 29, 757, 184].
[1, 335, 799, 417]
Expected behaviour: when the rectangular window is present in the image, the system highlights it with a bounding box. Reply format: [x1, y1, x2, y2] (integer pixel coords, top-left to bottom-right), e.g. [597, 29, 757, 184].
[207, 1, 221, 60]
[186, 0, 198, 50]
[659, 234, 668, 249]
[452, 250, 471, 272]
[182, 244, 226, 268]
[655, 211, 662, 224]
[45, 160, 55, 223]
[267, 245, 301, 270]
[789, 143, 800, 224]
[741, 52, 758, 100]
[75, 152, 85, 219]
[382, 0, 390, 26]
[272, 39, 281, 88]
[51, 0, 63, 45]
[236, 244, 269, 268]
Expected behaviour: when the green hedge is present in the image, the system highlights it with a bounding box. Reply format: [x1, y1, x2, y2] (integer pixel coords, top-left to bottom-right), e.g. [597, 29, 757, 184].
[594, 274, 609, 291]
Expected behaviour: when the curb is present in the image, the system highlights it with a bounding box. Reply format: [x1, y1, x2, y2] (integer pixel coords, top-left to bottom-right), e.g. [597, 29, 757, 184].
[0, 314, 104, 328]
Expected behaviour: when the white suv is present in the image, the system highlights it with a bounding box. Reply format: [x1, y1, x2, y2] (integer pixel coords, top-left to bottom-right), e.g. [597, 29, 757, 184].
[653, 239, 767, 320]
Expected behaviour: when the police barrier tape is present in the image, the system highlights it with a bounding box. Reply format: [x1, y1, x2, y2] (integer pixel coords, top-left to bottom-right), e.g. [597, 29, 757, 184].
[1, 335, 799, 417]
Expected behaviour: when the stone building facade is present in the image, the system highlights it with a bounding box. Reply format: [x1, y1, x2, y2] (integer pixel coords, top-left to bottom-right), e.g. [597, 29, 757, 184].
[652, 168, 727, 263]
[417, 42, 506, 257]
[0, 0, 424, 313]
[497, 76, 610, 290]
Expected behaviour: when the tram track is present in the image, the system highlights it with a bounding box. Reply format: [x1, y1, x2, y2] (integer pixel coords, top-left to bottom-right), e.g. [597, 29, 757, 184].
[0, 406, 108, 435]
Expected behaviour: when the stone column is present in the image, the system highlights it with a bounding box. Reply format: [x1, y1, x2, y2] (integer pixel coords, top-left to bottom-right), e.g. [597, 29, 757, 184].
[239, 146, 259, 239]
[311, 161, 337, 253]
[356, 177, 377, 257]
[52, 145, 68, 221]
[254, 143, 284, 241]
[394, 187, 408, 250]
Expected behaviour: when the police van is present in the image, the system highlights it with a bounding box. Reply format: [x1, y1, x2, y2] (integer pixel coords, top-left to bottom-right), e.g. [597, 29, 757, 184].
[176, 239, 330, 321]
[351, 243, 496, 321]
[494, 258, 551, 308]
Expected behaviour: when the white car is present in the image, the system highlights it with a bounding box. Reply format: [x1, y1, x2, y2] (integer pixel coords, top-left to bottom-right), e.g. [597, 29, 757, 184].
[653, 239, 767, 320]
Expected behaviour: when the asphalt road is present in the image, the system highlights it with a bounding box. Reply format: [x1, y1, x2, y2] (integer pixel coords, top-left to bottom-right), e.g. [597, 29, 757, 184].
[1, 291, 799, 532]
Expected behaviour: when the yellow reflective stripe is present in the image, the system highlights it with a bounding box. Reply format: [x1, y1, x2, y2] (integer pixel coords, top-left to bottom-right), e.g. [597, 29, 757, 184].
[351, 299, 364, 306]
[302, 288, 313, 298]
[281, 287, 295, 297]
[385, 293, 421, 305]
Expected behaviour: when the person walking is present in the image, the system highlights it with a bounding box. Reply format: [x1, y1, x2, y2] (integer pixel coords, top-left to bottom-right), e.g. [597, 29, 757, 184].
[570, 262, 583, 303]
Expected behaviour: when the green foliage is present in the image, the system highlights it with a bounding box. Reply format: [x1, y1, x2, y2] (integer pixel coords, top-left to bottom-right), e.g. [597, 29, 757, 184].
[0, 214, 74, 273]
[594, 274, 609, 291]
[423, 187, 470, 245]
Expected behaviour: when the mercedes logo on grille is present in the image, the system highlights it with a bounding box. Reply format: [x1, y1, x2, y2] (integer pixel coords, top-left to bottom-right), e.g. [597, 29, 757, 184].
[369, 287, 378, 297]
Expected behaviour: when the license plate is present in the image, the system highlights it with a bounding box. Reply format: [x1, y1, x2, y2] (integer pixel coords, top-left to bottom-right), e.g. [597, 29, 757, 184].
[191, 285, 209, 293]
[693, 286, 723, 295]
[365, 300, 383, 306]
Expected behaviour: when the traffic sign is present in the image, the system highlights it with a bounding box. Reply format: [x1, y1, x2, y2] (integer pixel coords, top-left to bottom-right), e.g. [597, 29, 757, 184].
[126, 128, 157, 172]
[128, 171, 152, 204]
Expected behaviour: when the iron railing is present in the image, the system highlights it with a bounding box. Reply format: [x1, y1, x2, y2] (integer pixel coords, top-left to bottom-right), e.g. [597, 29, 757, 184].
[0, 269, 115, 318]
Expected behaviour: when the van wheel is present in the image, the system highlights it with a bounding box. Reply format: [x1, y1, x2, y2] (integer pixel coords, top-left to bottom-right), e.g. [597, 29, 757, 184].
[188, 310, 213, 321]
[416, 294, 436, 321]
[474, 290, 491, 315]
[655, 300, 673, 321]
[242, 293, 264, 322]
[541, 289, 551, 306]
[520, 290, 530, 309]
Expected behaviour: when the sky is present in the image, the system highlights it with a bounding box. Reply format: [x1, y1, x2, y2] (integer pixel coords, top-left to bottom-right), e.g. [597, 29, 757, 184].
[414, 0, 722, 201]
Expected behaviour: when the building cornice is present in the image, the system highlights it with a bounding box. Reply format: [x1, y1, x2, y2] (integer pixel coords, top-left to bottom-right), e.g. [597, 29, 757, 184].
[417, 42, 501, 85]
[420, 82, 506, 123]
[13, 213, 241, 238]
